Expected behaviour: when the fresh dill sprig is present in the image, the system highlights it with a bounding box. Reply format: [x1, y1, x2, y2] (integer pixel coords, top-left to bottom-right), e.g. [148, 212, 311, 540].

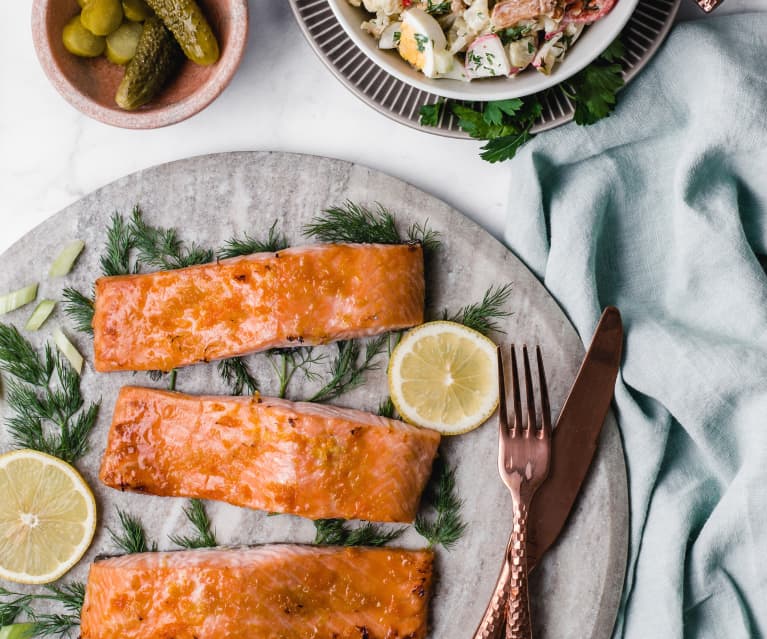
[0, 582, 85, 637]
[304, 202, 401, 245]
[100, 211, 136, 276]
[378, 397, 396, 419]
[168, 369, 177, 391]
[217, 220, 289, 259]
[445, 283, 513, 336]
[217, 357, 258, 395]
[129, 207, 214, 270]
[313, 519, 404, 547]
[0, 324, 99, 463]
[268, 347, 326, 399]
[414, 459, 467, 550]
[169, 499, 217, 549]
[61, 288, 94, 335]
[108, 509, 157, 554]
[407, 220, 441, 251]
[309, 336, 387, 403]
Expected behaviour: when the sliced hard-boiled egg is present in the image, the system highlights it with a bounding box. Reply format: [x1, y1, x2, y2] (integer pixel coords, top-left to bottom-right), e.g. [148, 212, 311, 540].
[379, 21, 402, 49]
[465, 33, 512, 79]
[398, 8, 448, 78]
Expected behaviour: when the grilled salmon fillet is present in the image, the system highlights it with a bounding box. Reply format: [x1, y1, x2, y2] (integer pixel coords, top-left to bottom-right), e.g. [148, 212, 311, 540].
[100, 387, 441, 523]
[80, 545, 433, 639]
[93, 243, 425, 372]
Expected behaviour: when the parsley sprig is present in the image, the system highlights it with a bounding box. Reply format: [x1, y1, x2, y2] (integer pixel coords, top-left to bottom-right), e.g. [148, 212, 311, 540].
[419, 38, 626, 163]
[0, 324, 99, 463]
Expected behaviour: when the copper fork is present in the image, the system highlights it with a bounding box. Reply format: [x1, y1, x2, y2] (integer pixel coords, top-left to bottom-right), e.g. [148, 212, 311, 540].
[473, 345, 552, 639]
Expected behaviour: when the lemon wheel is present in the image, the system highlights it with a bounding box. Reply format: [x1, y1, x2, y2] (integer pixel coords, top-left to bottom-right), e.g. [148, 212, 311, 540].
[388, 321, 499, 435]
[0, 450, 97, 584]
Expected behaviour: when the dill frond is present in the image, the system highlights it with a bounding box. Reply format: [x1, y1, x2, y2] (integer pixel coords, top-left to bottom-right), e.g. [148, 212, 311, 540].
[147, 370, 164, 382]
[378, 397, 396, 419]
[445, 283, 513, 336]
[304, 202, 401, 244]
[407, 220, 441, 251]
[108, 509, 157, 554]
[129, 207, 213, 270]
[414, 459, 467, 550]
[100, 211, 136, 276]
[169, 499, 217, 549]
[313, 519, 403, 547]
[0, 582, 85, 636]
[217, 220, 289, 259]
[267, 347, 326, 399]
[32, 614, 80, 637]
[61, 288, 94, 335]
[309, 336, 387, 403]
[0, 324, 98, 463]
[217, 357, 258, 395]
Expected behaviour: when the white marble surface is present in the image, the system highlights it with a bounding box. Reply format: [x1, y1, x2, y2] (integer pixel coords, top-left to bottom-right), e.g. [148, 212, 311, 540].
[0, 0, 760, 253]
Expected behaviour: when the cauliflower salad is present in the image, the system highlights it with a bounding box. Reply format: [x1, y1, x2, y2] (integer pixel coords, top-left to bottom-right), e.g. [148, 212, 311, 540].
[346, 0, 618, 81]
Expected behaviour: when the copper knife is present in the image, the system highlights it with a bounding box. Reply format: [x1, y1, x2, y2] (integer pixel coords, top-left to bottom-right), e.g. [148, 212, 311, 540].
[473, 307, 623, 639]
[525, 306, 623, 570]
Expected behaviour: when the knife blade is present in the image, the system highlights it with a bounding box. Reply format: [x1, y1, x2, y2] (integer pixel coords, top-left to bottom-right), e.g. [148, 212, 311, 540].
[526, 306, 623, 571]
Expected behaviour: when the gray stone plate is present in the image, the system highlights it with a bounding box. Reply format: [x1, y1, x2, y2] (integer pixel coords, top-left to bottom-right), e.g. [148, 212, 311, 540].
[0, 152, 627, 638]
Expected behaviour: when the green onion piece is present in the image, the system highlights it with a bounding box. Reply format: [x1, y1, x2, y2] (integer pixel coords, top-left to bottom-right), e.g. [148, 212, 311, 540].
[53, 327, 84, 374]
[25, 299, 56, 331]
[0, 283, 38, 315]
[0, 624, 36, 639]
[49, 239, 85, 277]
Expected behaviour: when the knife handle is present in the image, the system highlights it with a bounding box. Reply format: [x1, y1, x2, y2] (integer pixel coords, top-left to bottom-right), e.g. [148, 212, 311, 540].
[506, 500, 532, 639]
[472, 536, 512, 639]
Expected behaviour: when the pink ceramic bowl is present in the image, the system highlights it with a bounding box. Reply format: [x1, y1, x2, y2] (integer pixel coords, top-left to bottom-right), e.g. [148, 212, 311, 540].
[31, 0, 248, 128]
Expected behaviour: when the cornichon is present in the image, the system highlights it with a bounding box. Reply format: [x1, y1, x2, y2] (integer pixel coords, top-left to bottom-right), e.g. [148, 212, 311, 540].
[115, 17, 183, 110]
[144, 0, 219, 65]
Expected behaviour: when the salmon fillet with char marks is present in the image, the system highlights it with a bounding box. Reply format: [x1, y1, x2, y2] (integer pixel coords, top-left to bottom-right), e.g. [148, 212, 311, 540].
[93, 243, 425, 372]
[80, 545, 433, 639]
[100, 387, 441, 523]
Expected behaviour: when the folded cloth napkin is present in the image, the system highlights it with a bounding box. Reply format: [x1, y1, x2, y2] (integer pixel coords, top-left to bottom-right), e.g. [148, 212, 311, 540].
[504, 12, 767, 638]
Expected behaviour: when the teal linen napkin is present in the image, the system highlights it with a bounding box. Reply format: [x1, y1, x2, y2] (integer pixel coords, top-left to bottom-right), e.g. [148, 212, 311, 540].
[503, 12, 767, 638]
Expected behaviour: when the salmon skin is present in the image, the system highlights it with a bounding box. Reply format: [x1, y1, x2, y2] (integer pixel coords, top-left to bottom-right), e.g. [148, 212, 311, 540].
[92, 243, 425, 372]
[100, 387, 441, 523]
[80, 545, 433, 639]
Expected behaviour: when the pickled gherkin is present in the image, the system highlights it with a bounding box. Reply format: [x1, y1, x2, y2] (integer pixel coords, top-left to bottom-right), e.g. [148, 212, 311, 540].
[62, 15, 106, 57]
[115, 17, 183, 110]
[80, 0, 124, 36]
[144, 0, 219, 65]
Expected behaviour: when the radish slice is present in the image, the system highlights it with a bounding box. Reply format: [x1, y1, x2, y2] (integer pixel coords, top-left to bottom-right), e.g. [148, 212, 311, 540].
[465, 34, 511, 79]
[25, 300, 56, 332]
[53, 327, 83, 374]
[49, 240, 85, 277]
[0, 283, 38, 315]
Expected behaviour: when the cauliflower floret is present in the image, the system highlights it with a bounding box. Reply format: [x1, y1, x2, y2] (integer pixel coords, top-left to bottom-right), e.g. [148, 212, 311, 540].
[362, 0, 403, 14]
[361, 13, 393, 38]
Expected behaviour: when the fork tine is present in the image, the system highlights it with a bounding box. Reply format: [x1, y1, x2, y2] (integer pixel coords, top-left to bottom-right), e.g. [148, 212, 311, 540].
[536, 345, 551, 439]
[509, 345, 522, 435]
[496, 347, 507, 430]
[522, 345, 535, 434]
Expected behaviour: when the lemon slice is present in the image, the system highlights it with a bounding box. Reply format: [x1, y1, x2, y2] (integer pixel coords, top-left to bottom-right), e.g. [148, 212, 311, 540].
[0, 450, 97, 584]
[389, 321, 499, 435]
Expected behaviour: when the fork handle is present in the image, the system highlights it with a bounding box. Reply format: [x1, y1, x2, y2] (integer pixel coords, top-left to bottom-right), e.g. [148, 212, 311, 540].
[472, 536, 513, 639]
[506, 500, 532, 639]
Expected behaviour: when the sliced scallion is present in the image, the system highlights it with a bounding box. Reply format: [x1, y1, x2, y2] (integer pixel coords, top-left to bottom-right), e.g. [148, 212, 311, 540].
[25, 299, 56, 331]
[0, 283, 38, 315]
[52, 327, 84, 374]
[49, 239, 85, 277]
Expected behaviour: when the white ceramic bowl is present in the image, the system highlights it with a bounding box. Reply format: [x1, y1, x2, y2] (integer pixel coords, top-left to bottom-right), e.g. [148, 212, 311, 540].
[327, 0, 639, 100]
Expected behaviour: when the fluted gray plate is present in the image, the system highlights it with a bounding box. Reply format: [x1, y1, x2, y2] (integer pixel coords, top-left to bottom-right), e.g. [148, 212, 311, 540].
[289, 0, 680, 136]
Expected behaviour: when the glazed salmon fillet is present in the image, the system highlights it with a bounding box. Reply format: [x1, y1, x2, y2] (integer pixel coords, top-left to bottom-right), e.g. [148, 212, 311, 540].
[100, 387, 441, 523]
[92, 243, 425, 372]
[80, 545, 433, 639]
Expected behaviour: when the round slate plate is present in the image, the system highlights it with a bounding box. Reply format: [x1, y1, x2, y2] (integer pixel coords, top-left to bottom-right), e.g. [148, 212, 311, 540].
[289, 0, 680, 137]
[0, 152, 628, 638]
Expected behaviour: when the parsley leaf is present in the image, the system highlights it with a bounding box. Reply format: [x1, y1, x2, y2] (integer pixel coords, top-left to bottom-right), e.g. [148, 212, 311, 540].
[567, 38, 626, 125]
[419, 100, 444, 127]
[483, 99, 523, 126]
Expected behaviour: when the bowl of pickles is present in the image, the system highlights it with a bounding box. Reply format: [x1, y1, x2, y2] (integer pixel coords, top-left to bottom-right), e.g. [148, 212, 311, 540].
[31, 0, 248, 128]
